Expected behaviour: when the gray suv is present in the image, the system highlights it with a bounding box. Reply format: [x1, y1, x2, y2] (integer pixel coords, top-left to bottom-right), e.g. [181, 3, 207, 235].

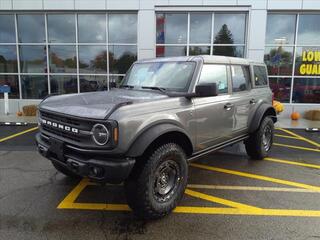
[36, 55, 277, 219]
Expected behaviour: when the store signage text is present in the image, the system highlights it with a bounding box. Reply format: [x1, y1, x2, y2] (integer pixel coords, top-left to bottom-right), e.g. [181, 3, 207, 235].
[299, 51, 320, 75]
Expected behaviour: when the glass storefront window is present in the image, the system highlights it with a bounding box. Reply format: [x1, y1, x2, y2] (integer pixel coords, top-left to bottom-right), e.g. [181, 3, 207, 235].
[190, 13, 211, 44]
[265, 14, 296, 45]
[109, 45, 137, 74]
[214, 13, 246, 44]
[109, 75, 124, 88]
[19, 45, 47, 73]
[264, 46, 294, 76]
[0, 15, 15, 43]
[0, 46, 17, 73]
[292, 78, 320, 103]
[47, 14, 76, 43]
[156, 13, 188, 44]
[189, 46, 210, 56]
[109, 14, 137, 43]
[49, 46, 77, 73]
[156, 46, 187, 57]
[50, 75, 78, 94]
[213, 46, 244, 58]
[79, 46, 107, 74]
[80, 75, 108, 92]
[17, 14, 45, 43]
[21, 75, 48, 99]
[0, 75, 19, 99]
[269, 77, 292, 103]
[297, 15, 320, 45]
[78, 14, 106, 43]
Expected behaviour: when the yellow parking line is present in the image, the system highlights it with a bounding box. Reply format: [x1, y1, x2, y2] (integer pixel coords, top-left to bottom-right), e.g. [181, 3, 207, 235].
[187, 184, 320, 192]
[190, 163, 320, 191]
[274, 134, 300, 140]
[277, 128, 320, 148]
[273, 143, 320, 152]
[185, 189, 260, 210]
[265, 157, 320, 169]
[0, 126, 38, 143]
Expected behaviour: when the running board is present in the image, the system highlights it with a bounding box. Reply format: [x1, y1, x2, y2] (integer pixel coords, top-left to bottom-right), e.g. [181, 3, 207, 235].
[187, 135, 249, 162]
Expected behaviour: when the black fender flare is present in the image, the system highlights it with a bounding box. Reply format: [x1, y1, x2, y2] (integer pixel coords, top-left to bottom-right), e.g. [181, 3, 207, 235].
[126, 123, 193, 157]
[248, 103, 277, 133]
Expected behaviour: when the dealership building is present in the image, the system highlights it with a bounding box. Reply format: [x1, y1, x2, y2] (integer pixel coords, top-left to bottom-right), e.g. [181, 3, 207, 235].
[0, 0, 320, 116]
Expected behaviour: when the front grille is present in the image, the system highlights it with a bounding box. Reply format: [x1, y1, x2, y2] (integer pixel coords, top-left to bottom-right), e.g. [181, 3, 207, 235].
[42, 125, 81, 142]
[40, 111, 80, 126]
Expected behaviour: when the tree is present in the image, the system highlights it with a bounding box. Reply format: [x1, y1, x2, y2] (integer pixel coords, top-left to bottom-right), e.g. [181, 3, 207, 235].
[212, 24, 235, 57]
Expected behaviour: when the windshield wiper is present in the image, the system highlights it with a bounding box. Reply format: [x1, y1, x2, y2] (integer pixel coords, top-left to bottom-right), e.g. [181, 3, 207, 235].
[141, 86, 167, 94]
[120, 84, 134, 89]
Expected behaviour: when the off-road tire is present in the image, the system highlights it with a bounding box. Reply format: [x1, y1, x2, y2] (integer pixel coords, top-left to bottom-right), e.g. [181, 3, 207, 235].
[124, 143, 188, 220]
[245, 116, 274, 160]
[51, 161, 80, 178]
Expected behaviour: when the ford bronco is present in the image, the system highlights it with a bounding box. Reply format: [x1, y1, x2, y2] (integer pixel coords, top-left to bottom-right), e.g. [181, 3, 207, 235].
[36, 55, 277, 219]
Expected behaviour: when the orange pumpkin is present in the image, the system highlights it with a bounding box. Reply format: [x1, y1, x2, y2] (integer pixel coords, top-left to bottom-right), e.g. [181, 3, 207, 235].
[16, 111, 23, 117]
[291, 111, 300, 120]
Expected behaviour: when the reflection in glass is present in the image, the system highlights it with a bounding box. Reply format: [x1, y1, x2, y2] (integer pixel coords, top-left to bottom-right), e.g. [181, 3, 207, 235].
[294, 47, 320, 76]
[189, 46, 210, 56]
[265, 14, 296, 44]
[214, 14, 246, 44]
[49, 46, 77, 73]
[19, 45, 47, 73]
[190, 13, 211, 44]
[109, 45, 137, 74]
[78, 14, 106, 43]
[80, 75, 108, 92]
[156, 13, 188, 44]
[264, 46, 293, 76]
[269, 77, 292, 103]
[293, 78, 320, 103]
[212, 46, 244, 57]
[17, 14, 45, 43]
[0, 75, 19, 99]
[21, 75, 48, 99]
[110, 75, 124, 88]
[47, 14, 76, 43]
[109, 14, 137, 43]
[0, 15, 15, 43]
[50, 75, 77, 94]
[79, 46, 107, 74]
[298, 15, 320, 45]
[0, 46, 17, 73]
[199, 65, 228, 93]
[156, 46, 187, 57]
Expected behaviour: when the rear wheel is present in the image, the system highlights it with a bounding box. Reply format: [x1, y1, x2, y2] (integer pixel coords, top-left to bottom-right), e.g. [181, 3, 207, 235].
[124, 143, 188, 220]
[51, 161, 80, 179]
[245, 116, 274, 160]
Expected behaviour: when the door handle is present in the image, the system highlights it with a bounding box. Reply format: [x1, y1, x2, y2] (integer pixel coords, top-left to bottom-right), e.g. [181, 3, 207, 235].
[250, 98, 256, 104]
[224, 103, 234, 111]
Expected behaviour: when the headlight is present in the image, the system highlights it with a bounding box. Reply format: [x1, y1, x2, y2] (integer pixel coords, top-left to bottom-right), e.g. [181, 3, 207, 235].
[92, 124, 110, 146]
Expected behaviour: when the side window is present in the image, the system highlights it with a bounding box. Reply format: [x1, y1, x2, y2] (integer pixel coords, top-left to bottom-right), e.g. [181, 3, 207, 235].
[253, 65, 268, 86]
[198, 64, 228, 94]
[231, 65, 251, 92]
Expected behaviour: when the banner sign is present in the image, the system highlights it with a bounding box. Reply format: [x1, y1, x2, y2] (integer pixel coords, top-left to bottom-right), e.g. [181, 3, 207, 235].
[299, 51, 320, 75]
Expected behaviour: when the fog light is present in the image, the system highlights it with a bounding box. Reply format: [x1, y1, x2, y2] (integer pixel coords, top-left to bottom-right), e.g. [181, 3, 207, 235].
[90, 166, 103, 177]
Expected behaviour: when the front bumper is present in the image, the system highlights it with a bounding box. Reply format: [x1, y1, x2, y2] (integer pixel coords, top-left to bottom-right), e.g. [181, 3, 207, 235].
[36, 133, 135, 183]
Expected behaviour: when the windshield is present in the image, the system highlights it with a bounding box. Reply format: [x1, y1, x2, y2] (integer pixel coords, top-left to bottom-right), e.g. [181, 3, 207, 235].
[122, 61, 196, 92]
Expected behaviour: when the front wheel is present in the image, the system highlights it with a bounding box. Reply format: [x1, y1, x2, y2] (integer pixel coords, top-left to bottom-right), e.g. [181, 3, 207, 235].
[245, 116, 274, 160]
[124, 143, 188, 220]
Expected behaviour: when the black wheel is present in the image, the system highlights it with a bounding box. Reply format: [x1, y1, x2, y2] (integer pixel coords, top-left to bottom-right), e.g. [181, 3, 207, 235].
[124, 143, 188, 220]
[245, 116, 274, 160]
[51, 161, 80, 179]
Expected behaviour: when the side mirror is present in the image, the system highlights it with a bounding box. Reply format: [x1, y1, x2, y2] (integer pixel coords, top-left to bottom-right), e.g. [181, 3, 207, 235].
[195, 83, 218, 97]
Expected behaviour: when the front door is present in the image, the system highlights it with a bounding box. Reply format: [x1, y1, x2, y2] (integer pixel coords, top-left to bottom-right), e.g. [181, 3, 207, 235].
[193, 64, 234, 151]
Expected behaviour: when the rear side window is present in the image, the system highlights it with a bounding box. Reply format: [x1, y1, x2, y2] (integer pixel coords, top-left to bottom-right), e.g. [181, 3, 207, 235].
[253, 65, 268, 86]
[198, 64, 228, 94]
[231, 65, 251, 92]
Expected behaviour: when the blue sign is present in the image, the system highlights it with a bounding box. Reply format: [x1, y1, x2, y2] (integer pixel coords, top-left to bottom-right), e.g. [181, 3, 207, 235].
[0, 85, 11, 93]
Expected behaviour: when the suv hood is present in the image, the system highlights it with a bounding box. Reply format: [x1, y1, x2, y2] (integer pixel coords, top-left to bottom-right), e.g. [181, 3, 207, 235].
[39, 89, 168, 119]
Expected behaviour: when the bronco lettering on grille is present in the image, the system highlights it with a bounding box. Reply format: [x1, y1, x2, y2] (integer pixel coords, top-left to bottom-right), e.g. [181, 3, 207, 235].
[41, 119, 79, 134]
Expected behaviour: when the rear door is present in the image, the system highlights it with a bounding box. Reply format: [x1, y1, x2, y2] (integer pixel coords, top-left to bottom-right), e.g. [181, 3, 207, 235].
[193, 64, 234, 150]
[228, 65, 253, 135]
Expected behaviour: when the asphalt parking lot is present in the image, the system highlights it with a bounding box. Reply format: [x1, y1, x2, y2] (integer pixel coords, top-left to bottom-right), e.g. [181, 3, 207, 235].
[0, 125, 320, 240]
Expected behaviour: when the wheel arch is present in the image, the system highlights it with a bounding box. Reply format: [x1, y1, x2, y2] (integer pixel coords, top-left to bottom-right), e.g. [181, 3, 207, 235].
[248, 103, 277, 133]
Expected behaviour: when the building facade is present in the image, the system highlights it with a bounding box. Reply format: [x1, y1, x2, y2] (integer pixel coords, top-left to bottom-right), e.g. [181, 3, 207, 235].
[0, 0, 320, 116]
